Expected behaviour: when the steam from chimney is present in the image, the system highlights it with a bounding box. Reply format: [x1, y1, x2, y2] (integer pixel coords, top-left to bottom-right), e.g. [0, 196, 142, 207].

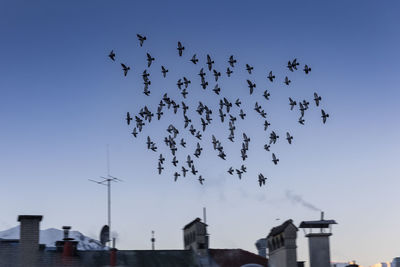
[286, 190, 321, 212]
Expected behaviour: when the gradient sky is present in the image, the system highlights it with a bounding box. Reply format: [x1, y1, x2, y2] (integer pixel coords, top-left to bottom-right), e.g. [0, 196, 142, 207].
[1, 1, 400, 266]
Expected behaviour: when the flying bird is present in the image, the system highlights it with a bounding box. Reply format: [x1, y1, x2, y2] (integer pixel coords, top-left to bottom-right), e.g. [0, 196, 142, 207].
[272, 153, 279, 165]
[226, 67, 233, 77]
[286, 132, 293, 144]
[177, 41, 185, 57]
[314, 92, 321, 106]
[174, 172, 180, 181]
[121, 63, 130, 76]
[159, 154, 165, 164]
[126, 112, 132, 125]
[198, 175, 204, 185]
[172, 156, 178, 167]
[321, 109, 329, 123]
[227, 167, 234, 175]
[131, 128, 138, 138]
[190, 54, 198, 64]
[228, 55, 237, 67]
[303, 64, 311, 74]
[158, 162, 164, 174]
[108, 50, 115, 61]
[268, 71, 275, 82]
[263, 90, 270, 100]
[247, 80, 256, 95]
[206, 54, 214, 71]
[146, 53, 155, 67]
[161, 66, 168, 78]
[284, 76, 291, 85]
[246, 64, 254, 74]
[213, 70, 221, 81]
[137, 34, 146, 46]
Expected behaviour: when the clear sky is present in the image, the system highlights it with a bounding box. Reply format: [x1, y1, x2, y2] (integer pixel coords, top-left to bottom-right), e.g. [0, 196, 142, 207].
[1, 1, 399, 266]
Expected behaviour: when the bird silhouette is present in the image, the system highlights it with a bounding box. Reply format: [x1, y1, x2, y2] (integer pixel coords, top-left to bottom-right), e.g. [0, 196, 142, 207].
[108, 50, 115, 61]
[272, 153, 279, 165]
[198, 175, 204, 185]
[206, 55, 214, 71]
[137, 34, 146, 46]
[177, 41, 185, 57]
[268, 71, 275, 82]
[286, 132, 293, 144]
[284, 76, 291, 85]
[226, 68, 233, 77]
[146, 53, 155, 67]
[258, 174, 266, 187]
[247, 80, 256, 95]
[126, 112, 132, 125]
[161, 66, 168, 78]
[190, 54, 198, 64]
[303, 64, 311, 74]
[321, 109, 329, 123]
[121, 63, 130, 76]
[228, 55, 237, 67]
[314, 92, 321, 106]
[246, 64, 254, 74]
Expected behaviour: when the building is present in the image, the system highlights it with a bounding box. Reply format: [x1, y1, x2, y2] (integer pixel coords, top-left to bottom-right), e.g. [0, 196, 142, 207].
[0, 214, 268, 267]
[266, 219, 298, 267]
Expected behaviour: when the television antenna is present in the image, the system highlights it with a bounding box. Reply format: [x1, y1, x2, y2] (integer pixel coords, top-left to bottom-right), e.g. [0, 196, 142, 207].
[89, 145, 123, 248]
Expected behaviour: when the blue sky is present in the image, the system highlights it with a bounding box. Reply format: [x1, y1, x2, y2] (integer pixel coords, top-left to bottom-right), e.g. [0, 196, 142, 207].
[1, 1, 400, 266]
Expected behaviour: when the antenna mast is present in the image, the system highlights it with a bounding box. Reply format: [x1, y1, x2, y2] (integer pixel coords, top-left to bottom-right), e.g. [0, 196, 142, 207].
[89, 145, 123, 248]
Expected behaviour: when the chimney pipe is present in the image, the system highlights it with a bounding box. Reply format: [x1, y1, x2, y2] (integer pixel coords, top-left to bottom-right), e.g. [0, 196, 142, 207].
[321, 211, 324, 221]
[18, 215, 43, 266]
[110, 248, 117, 266]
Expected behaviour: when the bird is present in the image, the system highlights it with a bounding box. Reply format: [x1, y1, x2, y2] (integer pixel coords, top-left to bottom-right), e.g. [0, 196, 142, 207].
[206, 55, 214, 71]
[228, 55, 237, 67]
[191, 165, 198, 175]
[219, 109, 226, 123]
[213, 70, 221, 81]
[239, 109, 246, 120]
[190, 54, 198, 64]
[258, 174, 266, 187]
[298, 117, 305, 125]
[246, 64, 254, 74]
[213, 84, 221, 95]
[227, 167, 234, 175]
[108, 50, 115, 61]
[174, 172, 180, 181]
[269, 131, 279, 144]
[286, 132, 293, 144]
[159, 154, 165, 164]
[181, 89, 188, 98]
[272, 153, 279, 165]
[172, 156, 178, 166]
[158, 162, 164, 174]
[226, 67, 233, 77]
[289, 98, 297, 110]
[314, 92, 321, 106]
[201, 79, 208, 90]
[198, 175, 204, 185]
[121, 63, 130, 76]
[243, 133, 251, 143]
[177, 79, 183, 90]
[180, 138, 186, 147]
[177, 41, 185, 57]
[241, 164, 247, 173]
[284, 76, 291, 85]
[264, 144, 270, 151]
[199, 68, 206, 79]
[146, 53, 155, 67]
[146, 136, 152, 149]
[321, 109, 329, 123]
[161, 66, 168, 78]
[137, 34, 146, 46]
[287, 60, 294, 72]
[247, 80, 256, 95]
[268, 71, 275, 82]
[236, 169, 243, 179]
[263, 90, 270, 100]
[186, 155, 193, 168]
[183, 77, 191, 88]
[182, 166, 188, 177]
[264, 120, 270, 131]
[235, 99, 241, 107]
[126, 112, 132, 125]
[303, 64, 311, 74]
[131, 128, 138, 138]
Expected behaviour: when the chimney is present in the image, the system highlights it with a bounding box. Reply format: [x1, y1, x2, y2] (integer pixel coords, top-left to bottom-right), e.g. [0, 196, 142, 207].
[18, 215, 43, 266]
[59, 226, 78, 258]
[255, 238, 267, 258]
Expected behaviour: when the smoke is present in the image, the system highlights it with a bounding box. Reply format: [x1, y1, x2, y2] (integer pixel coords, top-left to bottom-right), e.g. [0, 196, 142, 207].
[286, 190, 321, 212]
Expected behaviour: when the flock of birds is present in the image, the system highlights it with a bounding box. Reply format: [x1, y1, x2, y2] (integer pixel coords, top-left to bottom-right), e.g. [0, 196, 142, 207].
[108, 34, 330, 187]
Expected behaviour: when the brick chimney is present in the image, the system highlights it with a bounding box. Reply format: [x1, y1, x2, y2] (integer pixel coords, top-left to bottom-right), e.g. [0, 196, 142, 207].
[18, 215, 43, 266]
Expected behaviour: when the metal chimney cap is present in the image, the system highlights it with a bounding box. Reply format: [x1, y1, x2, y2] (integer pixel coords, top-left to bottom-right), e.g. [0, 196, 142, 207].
[17, 215, 43, 222]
